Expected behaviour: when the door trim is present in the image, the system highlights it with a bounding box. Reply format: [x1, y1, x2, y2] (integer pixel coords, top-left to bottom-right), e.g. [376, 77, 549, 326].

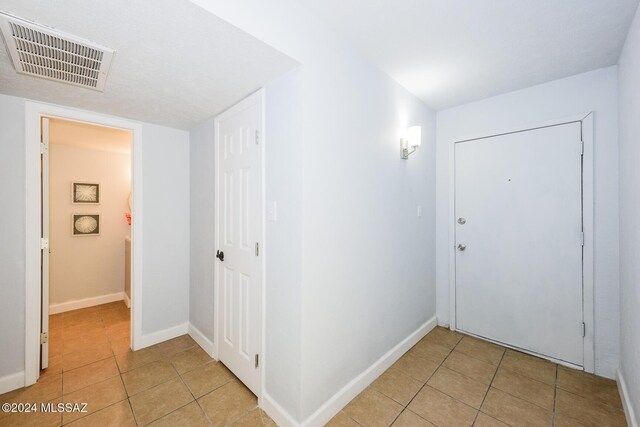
[25, 101, 143, 386]
[213, 89, 266, 403]
[447, 112, 595, 373]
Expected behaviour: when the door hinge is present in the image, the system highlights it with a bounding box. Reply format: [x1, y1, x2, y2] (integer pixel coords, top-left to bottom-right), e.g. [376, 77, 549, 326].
[40, 143, 48, 155]
[255, 130, 260, 145]
[580, 140, 584, 155]
[41, 238, 49, 250]
[255, 354, 259, 368]
[40, 332, 48, 344]
[255, 242, 259, 256]
[580, 232, 584, 247]
[582, 322, 586, 338]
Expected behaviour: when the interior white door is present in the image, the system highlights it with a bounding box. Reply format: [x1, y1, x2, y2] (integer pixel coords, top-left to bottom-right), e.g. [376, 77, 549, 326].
[215, 91, 263, 395]
[455, 122, 584, 366]
[41, 117, 50, 370]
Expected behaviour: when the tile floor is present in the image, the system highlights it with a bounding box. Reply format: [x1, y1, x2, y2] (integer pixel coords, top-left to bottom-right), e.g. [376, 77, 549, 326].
[0, 302, 273, 426]
[330, 327, 628, 427]
[0, 307, 627, 427]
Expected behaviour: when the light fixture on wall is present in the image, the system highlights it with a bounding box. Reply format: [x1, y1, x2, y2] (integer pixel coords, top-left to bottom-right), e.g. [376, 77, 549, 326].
[400, 126, 421, 159]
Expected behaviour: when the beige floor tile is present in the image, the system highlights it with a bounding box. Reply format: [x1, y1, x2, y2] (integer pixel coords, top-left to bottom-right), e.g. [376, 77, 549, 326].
[454, 337, 505, 366]
[427, 367, 489, 409]
[555, 389, 627, 427]
[147, 401, 209, 427]
[557, 366, 623, 409]
[181, 361, 235, 398]
[343, 387, 404, 427]
[408, 385, 477, 427]
[0, 398, 62, 427]
[155, 335, 197, 357]
[443, 351, 498, 385]
[110, 337, 132, 355]
[62, 376, 127, 424]
[474, 412, 509, 427]
[115, 346, 164, 373]
[63, 357, 119, 394]
[408, 340, 452, 364]
[121, 359, 178, 396]
[392, 352, 440, 382]
[501, 350, 557, 386]
[372, 366, 424, 405]
[105, 323, 130, 341]
[326, 411, 361, 426]
[0, 373, 62, 404]
[197, 380, 257, 426]
[41, 355, 63, 380]
[421, 327, 464, 350]
[62, 341, 113, 372]
[231, 408, 277, 426]
[480, 388, 552, 427]
[63, 332, 110, 355]
[129, 377, 194, 426]
[392, 410, 437, 426]
[553, 414, 589, 427]
[491, 366, 554, 410]
[66, 399, 136, 427]
[169, 346, 214, 374]
[63, 321, 105, 341]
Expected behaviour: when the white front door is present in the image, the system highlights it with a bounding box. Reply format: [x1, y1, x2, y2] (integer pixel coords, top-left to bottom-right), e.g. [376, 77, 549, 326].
[41, 117, 50, 370]
[455, 122, 584, 366]
[215, 91, 263, 395]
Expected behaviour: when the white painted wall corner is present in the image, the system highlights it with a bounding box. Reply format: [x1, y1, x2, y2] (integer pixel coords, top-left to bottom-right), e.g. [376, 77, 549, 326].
[0, 371, 25, 395]
[188, 323, 216, 359]
[49, 291, 126, 314]
[617, 369, 639, 427]
[261, 316, 437, 427]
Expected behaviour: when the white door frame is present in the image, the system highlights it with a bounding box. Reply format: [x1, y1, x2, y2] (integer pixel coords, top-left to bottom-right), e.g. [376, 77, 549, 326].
[25, 101, 144, 386]
[212, 89, 266, 403]
[448, 112, 595, 373]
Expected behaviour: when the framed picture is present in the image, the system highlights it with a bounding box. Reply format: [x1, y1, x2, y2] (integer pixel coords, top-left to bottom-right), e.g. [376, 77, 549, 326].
[72, 214, 100, 236]
[72, 182, 100, 204]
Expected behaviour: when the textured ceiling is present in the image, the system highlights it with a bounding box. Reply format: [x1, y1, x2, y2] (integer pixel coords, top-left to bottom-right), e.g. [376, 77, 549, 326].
[49, 118, 132, 154]
[298, 0, 639, 110]
[0, 0, 298, 129]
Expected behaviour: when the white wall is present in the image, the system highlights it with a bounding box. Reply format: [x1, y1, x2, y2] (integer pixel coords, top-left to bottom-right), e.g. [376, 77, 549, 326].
[0, 93, 190, 386]
[140, 123, 190, 336]
[0, 94, 26, 381]
[617, 4, 640, 424]
[190, 1, 437, 423]
[49, 144, 131, 306]
[435, 66, 620, 378]
[189, 117, 216, 340]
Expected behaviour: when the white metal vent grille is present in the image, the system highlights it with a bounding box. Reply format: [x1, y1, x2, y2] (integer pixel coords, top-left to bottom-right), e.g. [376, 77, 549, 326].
[0, 12, 114, 91]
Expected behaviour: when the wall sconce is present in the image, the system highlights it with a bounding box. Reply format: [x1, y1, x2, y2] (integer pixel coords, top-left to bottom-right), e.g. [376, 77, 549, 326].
[401, 126, 421, 159]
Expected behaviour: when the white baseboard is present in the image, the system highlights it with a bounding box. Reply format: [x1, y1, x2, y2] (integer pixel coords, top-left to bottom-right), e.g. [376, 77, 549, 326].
[262, 392, 300, 427]
[123, 293, 131, 309]
[138, 322, 189, 349]
[188, 323, 216, 359]
[0, 371, 25, 394]
[49, 292, 126, 314]
[617, 369, 639, 427]
[261, 316, 437, 427]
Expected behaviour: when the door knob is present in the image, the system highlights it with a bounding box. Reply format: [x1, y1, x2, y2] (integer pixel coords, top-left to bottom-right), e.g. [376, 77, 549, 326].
[216, 250, 224, 261]
[457, 244, 466, 251]
[457, 217, 466, 225]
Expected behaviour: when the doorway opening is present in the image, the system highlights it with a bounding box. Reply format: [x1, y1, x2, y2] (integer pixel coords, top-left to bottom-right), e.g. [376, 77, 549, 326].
[25, 101, 144, 386]
[41, 117, 133, 375]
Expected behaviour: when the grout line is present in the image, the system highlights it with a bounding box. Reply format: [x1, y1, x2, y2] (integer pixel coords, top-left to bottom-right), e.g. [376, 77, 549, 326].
[472, 347, 506, 425]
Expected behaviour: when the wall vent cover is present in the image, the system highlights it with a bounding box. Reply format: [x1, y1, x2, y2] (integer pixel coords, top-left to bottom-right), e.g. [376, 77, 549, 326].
[0, 12, 114, 91]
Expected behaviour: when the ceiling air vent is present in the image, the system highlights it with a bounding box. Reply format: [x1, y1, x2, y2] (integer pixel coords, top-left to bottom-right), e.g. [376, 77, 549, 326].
[0, 12, 114, 91]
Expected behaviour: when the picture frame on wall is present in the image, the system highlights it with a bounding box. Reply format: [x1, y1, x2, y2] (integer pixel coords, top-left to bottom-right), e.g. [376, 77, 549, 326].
[72, 214, 100, 236]
[72, 182, 100, 204]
